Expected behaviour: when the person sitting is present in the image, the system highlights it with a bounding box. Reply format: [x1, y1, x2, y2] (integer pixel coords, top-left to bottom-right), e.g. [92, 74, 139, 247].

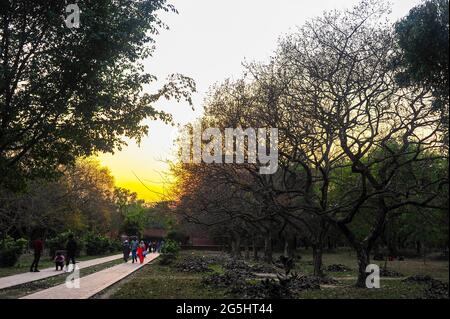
[54, 251, 65, 271]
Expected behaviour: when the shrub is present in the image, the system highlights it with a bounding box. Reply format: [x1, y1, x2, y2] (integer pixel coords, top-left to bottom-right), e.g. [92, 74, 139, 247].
[84, 233, 111, 256]
[108, 239, 122, 253]
[161, 239, 180, 255]
[84, 233, 120, 255]
[46, 232, 84, 258]
[0, 237, 27, 267]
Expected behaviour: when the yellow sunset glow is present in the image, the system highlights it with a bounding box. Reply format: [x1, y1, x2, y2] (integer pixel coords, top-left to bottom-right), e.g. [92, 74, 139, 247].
[97, 0, 422, 202]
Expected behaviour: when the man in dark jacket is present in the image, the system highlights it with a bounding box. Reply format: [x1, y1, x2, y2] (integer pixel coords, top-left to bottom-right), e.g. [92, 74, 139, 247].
[122, 239, 130, 262]
[65, 234, 77, 271]
[30, 237, 44, 272]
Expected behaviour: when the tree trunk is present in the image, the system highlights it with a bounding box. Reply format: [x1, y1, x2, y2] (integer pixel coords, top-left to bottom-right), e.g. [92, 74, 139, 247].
[283, 237, 290, 258]
[231, 234, 242, 259]
[416, 241, 422, 256]
[230, 239, 237, 259]
[235, 235, 241, 258]
[356, 247, 370, 288]
[264, 235, 273, 264]
[244, 242, 250, 259]
[252, 238, 258, 261]
[290, 235, 297, 258]
[312, 245, 324, 277]
[387, 238, 398, 258]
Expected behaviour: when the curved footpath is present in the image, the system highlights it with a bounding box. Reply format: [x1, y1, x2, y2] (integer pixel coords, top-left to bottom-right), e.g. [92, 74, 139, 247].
[0, 253, 123, 290]
[21, 253, 159, 299]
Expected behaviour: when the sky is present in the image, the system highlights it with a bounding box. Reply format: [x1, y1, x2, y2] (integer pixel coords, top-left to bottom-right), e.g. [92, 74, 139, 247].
[97, 0, 423, 202]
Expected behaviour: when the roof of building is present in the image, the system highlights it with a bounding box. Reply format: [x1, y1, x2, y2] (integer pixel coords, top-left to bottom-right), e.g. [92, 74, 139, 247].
[143, 228, 167, 238]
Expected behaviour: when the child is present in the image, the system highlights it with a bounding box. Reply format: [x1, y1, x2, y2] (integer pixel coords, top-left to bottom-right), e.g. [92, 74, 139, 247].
[54, 251, 65, 271]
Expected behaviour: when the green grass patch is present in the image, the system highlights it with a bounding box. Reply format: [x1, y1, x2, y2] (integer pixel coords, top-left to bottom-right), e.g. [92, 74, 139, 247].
[107, 261, 229, 299]
[98, 249, 448, 299]
[298, 280, 426, 299]
[208, 264, 225, 274]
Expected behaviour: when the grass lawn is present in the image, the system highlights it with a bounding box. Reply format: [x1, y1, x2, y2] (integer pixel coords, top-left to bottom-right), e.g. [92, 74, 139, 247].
[0, 258, 124, 299]
[0, 251, 121, 278]
[101, 249, 448, 299]
[294, 248, 449, 281]
[97, 254, 229, 299]
[295, 249, 448, 299]
[297, 280, 426, 299]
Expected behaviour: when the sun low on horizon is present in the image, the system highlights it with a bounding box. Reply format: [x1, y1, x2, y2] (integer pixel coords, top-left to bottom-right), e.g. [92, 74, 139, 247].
[96, 120, 182, 202]
[96, 0, 422, 203]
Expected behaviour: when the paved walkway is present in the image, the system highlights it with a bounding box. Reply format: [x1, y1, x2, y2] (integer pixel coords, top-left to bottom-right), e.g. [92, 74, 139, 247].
[0, 253, 123, 290]
[22, 253, 159, 299]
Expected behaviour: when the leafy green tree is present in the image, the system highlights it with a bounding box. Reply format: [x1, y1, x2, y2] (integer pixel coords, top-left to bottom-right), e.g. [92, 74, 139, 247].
[0, 0, 195, 190]
[147, 201, 177, 231]
[120, 204, 149, 237]
[395, 0, 449, 140]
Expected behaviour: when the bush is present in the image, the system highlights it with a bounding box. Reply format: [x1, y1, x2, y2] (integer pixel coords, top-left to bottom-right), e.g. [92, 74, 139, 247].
[46, 232, 84, 258]
[161, 239, 180, 255]
[0, 237, 27, 267]
[84, 233, 120, 256]
[85, 233, 111, 256]
[108, 239, 122, 253]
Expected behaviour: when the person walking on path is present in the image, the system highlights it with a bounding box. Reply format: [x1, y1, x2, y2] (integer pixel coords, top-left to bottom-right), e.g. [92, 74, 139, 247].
[141, 241, 147, 258]
[137, 241, 145, 264]
[30, 237, 44, 272]
[122, 239, 130, 262]
[130, 238, 139, 263]
[65, 234, 77, 272]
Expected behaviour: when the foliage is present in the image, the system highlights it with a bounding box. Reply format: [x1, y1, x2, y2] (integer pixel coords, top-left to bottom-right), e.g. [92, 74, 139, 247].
[147, 202, 177, 231]
[119, 204, 149, 238]
[0, 159, 120, 240]
[0, 0, 195, 191]
[84, 233, 119, 256]
[46, 232, 84, 258]
[0, 237, 27, 267]
[395, 0, 449, 140]
[161, 239, 180, 255]
[159, 238, 181, 265]
[172, 0, 448, 288]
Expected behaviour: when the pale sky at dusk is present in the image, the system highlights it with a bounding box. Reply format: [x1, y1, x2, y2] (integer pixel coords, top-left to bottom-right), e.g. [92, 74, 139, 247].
[97, 0, 423, 202]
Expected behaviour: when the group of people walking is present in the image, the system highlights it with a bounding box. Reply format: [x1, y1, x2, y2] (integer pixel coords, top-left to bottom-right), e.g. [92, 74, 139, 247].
[122, 238, 163, 264]
[29, 234, 160, 272]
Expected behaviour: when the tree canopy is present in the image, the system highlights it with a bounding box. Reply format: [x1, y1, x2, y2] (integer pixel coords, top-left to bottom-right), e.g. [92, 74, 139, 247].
[0, 0, 195, 190]
[395, 0, 449, 140]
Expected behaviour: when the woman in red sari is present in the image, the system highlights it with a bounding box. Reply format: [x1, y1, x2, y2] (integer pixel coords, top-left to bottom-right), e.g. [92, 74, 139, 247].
[137, 241, 145, 264]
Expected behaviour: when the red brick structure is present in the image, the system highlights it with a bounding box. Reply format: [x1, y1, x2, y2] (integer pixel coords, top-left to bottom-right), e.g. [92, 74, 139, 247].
[143, 228, 167, 240]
